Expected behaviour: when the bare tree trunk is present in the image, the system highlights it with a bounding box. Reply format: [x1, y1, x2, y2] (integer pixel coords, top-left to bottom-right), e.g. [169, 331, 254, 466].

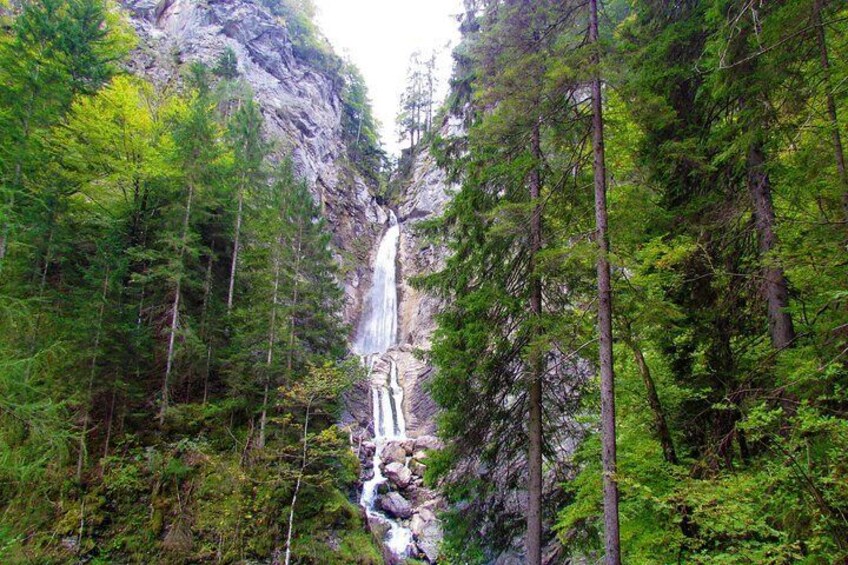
[747, 142, 795, 350]
[623, 331, 677, 465]
[0, 107, 32, 271]
[102, 383, 118, 460]
[0, 175, 15, 268]
[227, 182, 245, 313]
[284, 399, 312, 565]
[286, 223, 304, 378]
[526, 122, 544, 565]
[590, 1, 621, 562]
[200, 250, 215, 404]
[813, 0, 848, 219]
[257, 244, 282, 450]
[160, 183, 195, 424]
[77, 270, 110, 481]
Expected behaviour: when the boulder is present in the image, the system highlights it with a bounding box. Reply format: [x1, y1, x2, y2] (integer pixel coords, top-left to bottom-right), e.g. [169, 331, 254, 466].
[367, 514, 391, 540]
[384, 462, 413, 489]
[377, 492, 413, 519]
[381, 442, 407, 466]
[410, 509, 442, 563]
[360, 441, 376, 458]
[414, 435, 442, 452]
[409, 459, 427, 478]
[400, 439, 416, 454]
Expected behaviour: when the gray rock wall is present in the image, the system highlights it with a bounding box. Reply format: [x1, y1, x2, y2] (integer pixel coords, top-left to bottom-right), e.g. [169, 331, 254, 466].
[118, 0, 385, 325]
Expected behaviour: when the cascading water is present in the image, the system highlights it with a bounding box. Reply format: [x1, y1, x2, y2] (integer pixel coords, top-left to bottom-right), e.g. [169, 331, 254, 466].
[354, 211, 413, 557]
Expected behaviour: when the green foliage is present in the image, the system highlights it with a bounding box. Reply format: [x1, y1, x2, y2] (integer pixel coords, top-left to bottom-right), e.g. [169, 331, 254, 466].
[0, 3, 377, 562]
[428, 0, 848, 562]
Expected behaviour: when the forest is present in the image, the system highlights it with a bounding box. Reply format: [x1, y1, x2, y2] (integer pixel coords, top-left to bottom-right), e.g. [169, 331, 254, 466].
[1, 0, 847, 564]
[0, 0, 384, 562]
[421, 0, 848, 563]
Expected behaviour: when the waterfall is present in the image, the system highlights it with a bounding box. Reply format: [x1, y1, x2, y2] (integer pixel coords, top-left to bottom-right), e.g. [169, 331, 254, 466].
[355, 211, 413, 557]
[354, 212, 399, 355]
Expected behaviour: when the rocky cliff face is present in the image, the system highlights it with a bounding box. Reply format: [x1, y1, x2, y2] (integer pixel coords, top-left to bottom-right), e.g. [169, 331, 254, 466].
[118, 0, 385, 324]
[395, 149, 454, 437]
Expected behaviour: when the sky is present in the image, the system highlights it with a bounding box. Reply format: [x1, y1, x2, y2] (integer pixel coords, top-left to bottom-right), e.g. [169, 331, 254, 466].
[313, 0, 464, 156]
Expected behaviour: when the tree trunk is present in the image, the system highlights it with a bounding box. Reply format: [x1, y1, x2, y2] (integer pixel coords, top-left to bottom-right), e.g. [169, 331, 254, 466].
[227, 183, 245, 313]
[77, 270, 110, 481]
[200, 250, 215, 404]
[813, 0, 848, 219]
[747, 142, 795, 350]
[526, 122, 544, 564]
[102, 383, 118, 460]
[0, 174, 16, 268]
[590, 1, 621, 562]
[624, 334, 677, 465]
[284, 399, 312, 565]
[160, 182, 195, 424]
[286, 223, 304, 378]
[257, 244, 282, 450]
[0, 106, 32, 270]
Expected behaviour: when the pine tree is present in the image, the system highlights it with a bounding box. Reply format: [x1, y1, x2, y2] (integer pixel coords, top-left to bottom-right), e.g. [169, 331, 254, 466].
[226, 97, 267, 313]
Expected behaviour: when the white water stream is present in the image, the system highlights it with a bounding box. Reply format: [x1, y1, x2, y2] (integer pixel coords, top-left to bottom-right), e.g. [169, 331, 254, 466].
[354, 211, 413, 557]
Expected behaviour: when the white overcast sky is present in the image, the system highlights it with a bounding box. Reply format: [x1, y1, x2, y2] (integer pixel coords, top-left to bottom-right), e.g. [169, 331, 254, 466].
[313, 0, 463, 156]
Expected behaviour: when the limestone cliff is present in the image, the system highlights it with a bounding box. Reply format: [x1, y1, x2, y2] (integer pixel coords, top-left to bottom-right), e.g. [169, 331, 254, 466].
[118, 0, 385, 324]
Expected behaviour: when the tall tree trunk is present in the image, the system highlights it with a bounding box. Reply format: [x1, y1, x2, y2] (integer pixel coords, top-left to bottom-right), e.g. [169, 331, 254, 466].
[160, 183, 195, 424]
[200, 250, 215, 404]
[527, 122, 544, 564]
[283, 399, 312, 565]
[0, 172, 16, 268]
[286, 223, 304, 379]
[257, 243, 282, 450]
[623, 330, 677, 465]
[813, 0, 848, 219]
[102, 383, 118, 460]
[747, 142, 795, 349]
[77, 269, 110, 481]
[0, 104, 32, 271]
[589, 1, 621, 562]
[227, 182, 245, 313]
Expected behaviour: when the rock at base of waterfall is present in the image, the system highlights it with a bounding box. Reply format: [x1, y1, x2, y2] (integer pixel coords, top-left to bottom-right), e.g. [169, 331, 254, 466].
[410, 509, 442, 563]
[381, 442, 407, 466]
[361, 466, 375, 482]
[360, 441, 377, 458]
[405, 485, 442, 508]
[400, 439, 416, 454]
[377, 492, 413, 519]
[367, 514, 391, 540]
[409, 458, 427, 478]
[413, 435, 443, 452]
[383, 462, 413, 489]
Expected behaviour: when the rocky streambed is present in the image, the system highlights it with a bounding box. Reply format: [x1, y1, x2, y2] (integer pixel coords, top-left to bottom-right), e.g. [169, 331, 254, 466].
[356, 433, 444, 563]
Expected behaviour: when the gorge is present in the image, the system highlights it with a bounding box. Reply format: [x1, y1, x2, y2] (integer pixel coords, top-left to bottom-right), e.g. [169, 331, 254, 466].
[3, 0, 848, 563]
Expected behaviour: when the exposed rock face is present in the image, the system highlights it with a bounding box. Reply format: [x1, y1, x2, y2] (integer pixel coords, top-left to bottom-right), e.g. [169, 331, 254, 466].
[389, 148, 455, 444]
[398, 150, 453, 349]
[116, 1, 456, 560]
[118, 0, 384, 326]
